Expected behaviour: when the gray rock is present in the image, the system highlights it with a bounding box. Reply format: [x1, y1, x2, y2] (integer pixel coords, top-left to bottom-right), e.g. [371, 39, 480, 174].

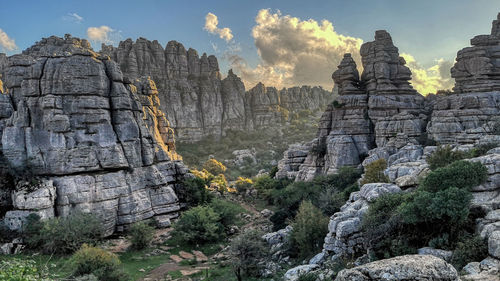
[335, 255, 459, 281]
[417, 247, 453, 261]
[283, 264, 319, 281]
[489, 231, 500, 258]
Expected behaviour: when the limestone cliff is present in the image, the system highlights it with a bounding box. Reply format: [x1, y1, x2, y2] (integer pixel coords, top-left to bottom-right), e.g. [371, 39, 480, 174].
[0, 35, 189, 235]
[101, 38, 332, 141]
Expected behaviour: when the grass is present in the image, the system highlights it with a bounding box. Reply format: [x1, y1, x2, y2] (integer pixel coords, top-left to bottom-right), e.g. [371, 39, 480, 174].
[118, 249, 172, 280]
[0, 253, 74, 280]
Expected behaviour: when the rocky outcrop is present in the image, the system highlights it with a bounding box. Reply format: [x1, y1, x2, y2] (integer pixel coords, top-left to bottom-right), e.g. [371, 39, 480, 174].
[323, 183, 401, 257]
[279, 31, 426, 181]
[334, 255, 459, 281]
[427, 14, 500, 144]
[0, 35, 188, 235]
[101, 38, 332, 141]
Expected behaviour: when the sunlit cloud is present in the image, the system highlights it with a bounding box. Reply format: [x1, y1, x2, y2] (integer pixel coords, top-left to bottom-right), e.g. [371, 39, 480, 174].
[401, 53, 454, 95]
[228, 9, 363, 89]
[204, 12, 233, 42]
[0, 29, 17, 52]
[63, 12, 84, 24]
[87, 26, 119, 44]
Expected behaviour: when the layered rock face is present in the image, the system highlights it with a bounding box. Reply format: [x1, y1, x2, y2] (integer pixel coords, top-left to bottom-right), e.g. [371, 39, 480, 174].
[101, 38, 332, 141]
[0, 35, 188, 235]
[283, 31, 426, 181]
[427, 14, 500, 144]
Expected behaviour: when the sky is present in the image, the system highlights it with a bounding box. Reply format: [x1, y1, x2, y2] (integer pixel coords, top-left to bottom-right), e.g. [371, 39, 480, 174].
[0, 0, 499, 94]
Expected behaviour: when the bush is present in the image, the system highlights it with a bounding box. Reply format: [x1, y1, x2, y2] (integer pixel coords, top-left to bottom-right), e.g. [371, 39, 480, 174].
[450, 235, 488, 270]
[419, 160, 487, 193]
[269, 166, 279, 178]
[360, 159, 389, 185]
[290, 201, 329, 258]
[208, 198, 243, 230]
[203, 158, 227, 175]
[24, 212, 103, 254]
[468, 143, 498, 157]
[426, 145, 467, 170]
[0, 259, 49, 280]
[172, 206, 224, 245]
[190, 169, 214, 183]
[180, 177, 213, 207]
[230, 229, 269, 281]
[128, 221, 155, 250]
[72, 244, 127, 281]
[234, 177, 253, 193]
[317, 183, 359, 216]
[210, 174, 229, 193]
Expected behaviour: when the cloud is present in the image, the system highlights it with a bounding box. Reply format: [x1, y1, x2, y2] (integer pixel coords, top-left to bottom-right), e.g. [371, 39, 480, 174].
[204, 12, 233, 42]
[0, 29, 17, 52]
[229, 9, 363, 89]
[63, 12, 84, 24]
[87, 26, 115, 44]
[401, 53, 454, 95]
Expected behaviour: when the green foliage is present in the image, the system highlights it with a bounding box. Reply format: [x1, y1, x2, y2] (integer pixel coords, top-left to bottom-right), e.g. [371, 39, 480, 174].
[468, 143, 498, 157]
[71, 244, 128, 281]
[332, 100, 345, 108]
[208, 198, 244, 230]
[203, 158, 227, 175]
[420, 160, 487, 193]
[24, 212, 103, 254]
[234, 176, 253, 193]
[362, 159, 488, 260]
[290, 201, 329, 258]
[172, 206, 224, 245]
[360, 159, 389, 185]
[269, 166, 279, 178]
[180, 177, 213, 207]
[128, 221, 155, 250]
[317, 183, 359, 216]
[0, 259, 50, 281]
[426, 145, 467, 170]
[450, 235, 488, 270]
[298, 272, 320, 281]
[230, 229, 269, 280]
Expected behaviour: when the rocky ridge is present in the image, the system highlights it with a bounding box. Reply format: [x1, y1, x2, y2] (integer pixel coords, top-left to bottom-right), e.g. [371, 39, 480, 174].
[101, 38, 332, 141]
[0, 35, 189, 236]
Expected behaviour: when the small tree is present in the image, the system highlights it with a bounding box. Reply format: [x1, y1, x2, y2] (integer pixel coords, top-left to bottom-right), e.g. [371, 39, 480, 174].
[128, 221, 155, 250]
[172, 206, 224, 245]
[230, 229, 269, 281]
[72, 244, 128, 281]
[360, 159, 389, 185]
[203, 158, 227, 175]
[290, 201, 329, 258]
[180, 177, 213, 207]
[426, 145, 467, 170]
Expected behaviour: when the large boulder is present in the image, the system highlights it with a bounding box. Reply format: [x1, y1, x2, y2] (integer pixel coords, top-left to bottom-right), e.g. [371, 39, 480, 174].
[335, 255, 459, 281]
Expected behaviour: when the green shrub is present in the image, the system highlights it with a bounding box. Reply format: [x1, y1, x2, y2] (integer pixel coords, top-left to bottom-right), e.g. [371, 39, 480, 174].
[230, 229, 269, 280]
[128, 221, 155, 250]
[468, 143, 498, 157]
[72, 244, 127, 281]
[290, 201, 329, 258]
[208, 198, 244, 230]
[450, 235, 488, 270]
[313, 167, 362, 191]
[360, 159, 389, 185]
[203, 158, 227, 175]
[234, 177, 253, 193]
[24, 211, 103, 254]
[0, 259, 49, 281]
[180, 177, 213, 207]
[426, 145, 467, 170]
[298, 272, 319, 281]
[172, 206, 224, 245]
[269, 166, 279, 178]
[419, 160, 487, 193]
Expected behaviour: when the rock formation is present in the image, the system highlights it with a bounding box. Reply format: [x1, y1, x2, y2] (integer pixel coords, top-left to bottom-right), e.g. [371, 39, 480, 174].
[0, 35, 189, 235]
[279, 31, 426, 181]
[101, 38, 332, 141]
[335, 255, 459, 281]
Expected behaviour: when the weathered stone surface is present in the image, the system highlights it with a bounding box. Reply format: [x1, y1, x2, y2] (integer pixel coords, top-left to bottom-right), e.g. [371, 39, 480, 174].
[0, 35, 188, 235]
[417, 247, 453, 262]
[323, 183, 401, 256]
[334, 255, 459, 281]
[101, 38, 332, 141]
[283, 264, 319, 281]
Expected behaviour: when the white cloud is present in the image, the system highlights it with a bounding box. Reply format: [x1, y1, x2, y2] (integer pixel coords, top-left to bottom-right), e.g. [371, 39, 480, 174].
[0, 29, 17, 52]
[63, 12, 84, 24]
[204, 12, 233, 42]
[401, 53, 454, 95]
[229, 9, 363, 89]
[87, 26, 115, 44]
